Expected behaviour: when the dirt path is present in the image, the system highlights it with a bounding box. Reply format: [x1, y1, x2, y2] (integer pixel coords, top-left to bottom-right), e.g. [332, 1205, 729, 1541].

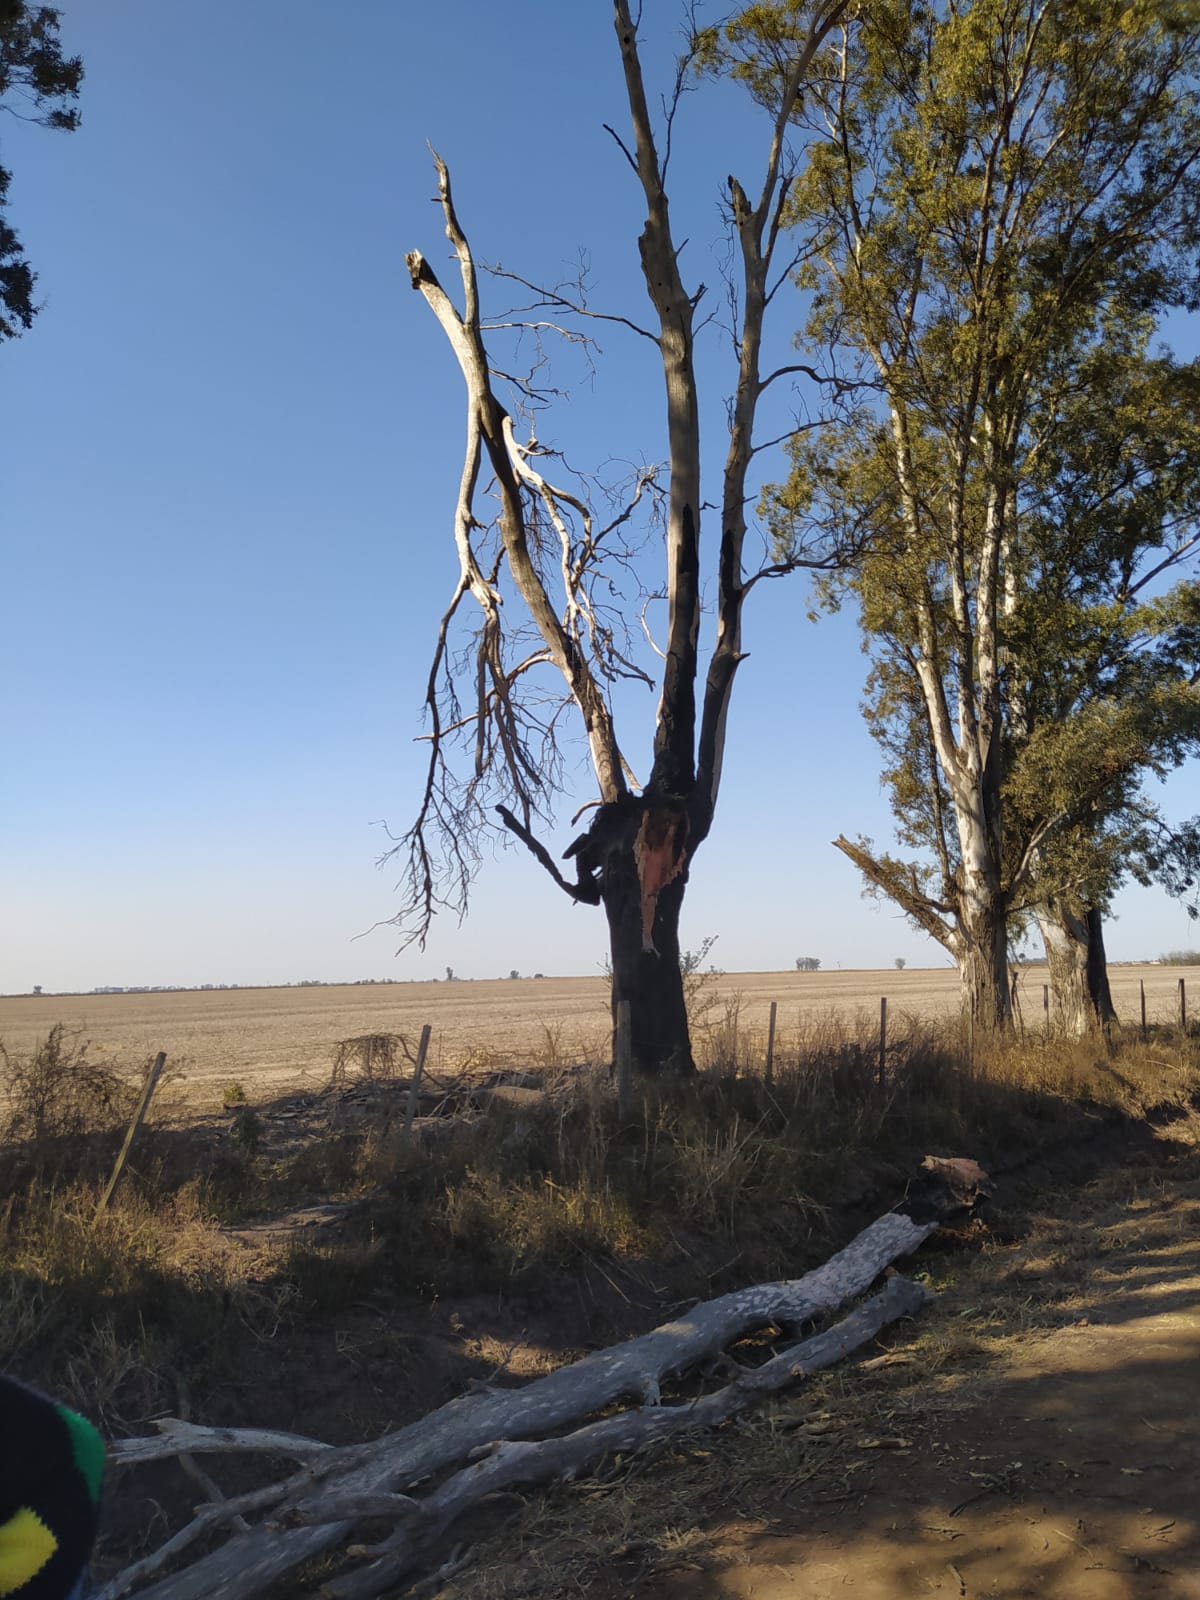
[449, 1111, 1200, 1600]
[644, 1135, 1200, 1599]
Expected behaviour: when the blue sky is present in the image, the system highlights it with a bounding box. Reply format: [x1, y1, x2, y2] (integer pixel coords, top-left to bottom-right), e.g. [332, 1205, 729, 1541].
[3, 1, 1198, 993]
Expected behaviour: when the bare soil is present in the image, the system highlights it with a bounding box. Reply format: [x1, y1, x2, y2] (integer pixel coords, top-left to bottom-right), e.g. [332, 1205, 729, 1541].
[1, 965, 1193, 1109]
[453, 1108, 1200, 1600]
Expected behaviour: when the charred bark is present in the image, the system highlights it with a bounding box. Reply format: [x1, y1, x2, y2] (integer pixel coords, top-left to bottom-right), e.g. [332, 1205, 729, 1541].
[605, 872, 692, 1077]
[566, 795, 694, 1075]
[399, 8, 849, 1072]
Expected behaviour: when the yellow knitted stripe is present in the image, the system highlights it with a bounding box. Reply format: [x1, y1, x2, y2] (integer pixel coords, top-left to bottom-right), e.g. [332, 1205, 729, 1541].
[0, 1505, 58, 1594]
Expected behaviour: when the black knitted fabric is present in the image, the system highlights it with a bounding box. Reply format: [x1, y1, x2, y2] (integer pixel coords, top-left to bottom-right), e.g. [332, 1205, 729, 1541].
[0, 1375, 103, 1599]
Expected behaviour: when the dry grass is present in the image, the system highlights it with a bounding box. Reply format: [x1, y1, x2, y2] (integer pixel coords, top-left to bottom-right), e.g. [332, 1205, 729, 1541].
[0, 1023, 137, 1149]
[2, 1004, 1199, 1591]
[1, 963, 1194, 1109]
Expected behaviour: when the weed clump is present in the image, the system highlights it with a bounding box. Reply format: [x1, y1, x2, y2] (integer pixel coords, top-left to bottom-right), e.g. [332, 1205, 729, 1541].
[331, 1033, 409, 1087]
[1, 1023, 135, 1149]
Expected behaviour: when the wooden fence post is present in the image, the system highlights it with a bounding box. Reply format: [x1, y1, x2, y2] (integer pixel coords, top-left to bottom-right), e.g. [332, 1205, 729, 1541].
[615, 1001, 633, 1117]
[95, 1051, 167, 1221]
[878, 996, 888, 1087]
[1140, 979, 1147, 1042]
[1180, 977, 1187, 1033]
[765, 1001, 777, 1085]
[402, 1024, 432, 1147]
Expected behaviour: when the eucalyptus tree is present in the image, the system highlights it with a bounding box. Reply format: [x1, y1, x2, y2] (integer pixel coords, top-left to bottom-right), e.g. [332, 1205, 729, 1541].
[1007, 350, 1200, 1032]
[0, 3, 81, 342]
[759, 0, 1200, 1028]
[830, 345, 1200, 1036]
[394, 1, 850, 1075]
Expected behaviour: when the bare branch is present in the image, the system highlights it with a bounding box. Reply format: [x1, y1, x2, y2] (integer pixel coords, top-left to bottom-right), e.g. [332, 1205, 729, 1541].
[613, 0, 703, 798]
[102, 1192, 961, 1600]
[110, 1422, 331, 1465]
[486, 266, 660, 345]
[758, 361, 853, 395]
[833, 834, 959, 952]
[495, 805, 601, 904]
[640, 593, 667, 660]
[602, 120, 641, 177]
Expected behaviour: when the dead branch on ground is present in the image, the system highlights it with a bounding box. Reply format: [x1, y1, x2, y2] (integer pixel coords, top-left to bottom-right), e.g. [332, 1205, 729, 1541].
[98, 1161, 983, 1600]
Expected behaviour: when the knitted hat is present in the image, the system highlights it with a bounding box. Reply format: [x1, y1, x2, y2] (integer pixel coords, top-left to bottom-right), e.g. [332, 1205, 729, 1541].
[0, 1376, 104, 1599]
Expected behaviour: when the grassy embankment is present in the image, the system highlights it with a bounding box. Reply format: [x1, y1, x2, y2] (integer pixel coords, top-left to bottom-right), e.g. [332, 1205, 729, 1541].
[3, 991, 1198, 1442]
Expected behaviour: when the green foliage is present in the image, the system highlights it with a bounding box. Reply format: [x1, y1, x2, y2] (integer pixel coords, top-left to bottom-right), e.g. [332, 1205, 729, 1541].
[740, 0, 1200, 1001]
[0, 3, 82, 341]
[221, 1081, 247, 1107]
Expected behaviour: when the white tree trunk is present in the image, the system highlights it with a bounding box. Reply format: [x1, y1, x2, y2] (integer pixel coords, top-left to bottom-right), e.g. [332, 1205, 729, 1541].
[1037, 899, 1097, 1038]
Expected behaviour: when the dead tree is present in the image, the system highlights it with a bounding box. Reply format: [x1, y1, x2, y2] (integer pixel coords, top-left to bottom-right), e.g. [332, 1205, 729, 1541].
[389, 1, 850, 1076]
[99, 1156, 988, 1600]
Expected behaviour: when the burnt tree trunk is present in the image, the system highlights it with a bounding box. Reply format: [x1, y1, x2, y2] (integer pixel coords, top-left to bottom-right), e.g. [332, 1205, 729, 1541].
[568, 795, 695, 1076]
[403, 8, 852, 1076]
[604, 872, 693, 1078]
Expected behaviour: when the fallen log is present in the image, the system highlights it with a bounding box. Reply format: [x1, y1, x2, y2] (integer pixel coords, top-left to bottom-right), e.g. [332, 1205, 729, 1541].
[100, 1168, 975, 1600]
[317, 1275, 928, 1600]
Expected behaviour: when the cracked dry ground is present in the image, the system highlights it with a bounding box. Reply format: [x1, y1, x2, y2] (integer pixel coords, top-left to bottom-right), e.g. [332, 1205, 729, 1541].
[455, 1108, 1200, 1600]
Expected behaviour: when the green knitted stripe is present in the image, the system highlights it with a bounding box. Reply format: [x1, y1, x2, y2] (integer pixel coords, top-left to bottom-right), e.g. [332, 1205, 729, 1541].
[56, 1408, 105, 1504]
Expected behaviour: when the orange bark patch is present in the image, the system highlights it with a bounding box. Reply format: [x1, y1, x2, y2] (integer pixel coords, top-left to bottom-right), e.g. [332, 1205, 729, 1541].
[633, 808, 688, 953]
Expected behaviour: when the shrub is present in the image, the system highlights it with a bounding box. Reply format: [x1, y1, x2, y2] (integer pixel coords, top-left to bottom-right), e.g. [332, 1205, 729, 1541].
[0, 1024, 135, 1149]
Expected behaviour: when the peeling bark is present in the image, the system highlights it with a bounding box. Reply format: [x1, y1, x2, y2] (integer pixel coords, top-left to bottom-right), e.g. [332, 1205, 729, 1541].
[959, 877, 1011, 1032]
[1036, 898, 1117, 1037]
[1037, 899, 1092, 1037]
